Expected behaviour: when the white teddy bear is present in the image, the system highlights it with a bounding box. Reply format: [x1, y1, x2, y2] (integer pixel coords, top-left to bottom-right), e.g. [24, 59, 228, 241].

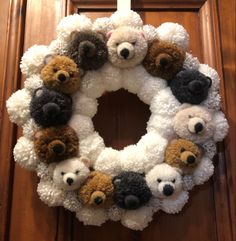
[173, 105, 229, 144]
[146, 163, 189, 213]
[52, 157, 90, 191]
[106, 26, 148, 68]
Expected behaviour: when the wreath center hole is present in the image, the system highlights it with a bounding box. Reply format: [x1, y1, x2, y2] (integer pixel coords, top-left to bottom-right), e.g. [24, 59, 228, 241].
[93, 89, 151, 150]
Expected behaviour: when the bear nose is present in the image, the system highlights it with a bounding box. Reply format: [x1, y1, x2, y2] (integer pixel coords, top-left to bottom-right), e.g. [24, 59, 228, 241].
[94, 197, 103, 205]
[163, 184, 174, 196]
[187, 155, 196, 164]
[188, 80, 203, 93]
[195, 122, 204, 133]
[58, 73, 67, 82]
[124, 195, 140, 209]
[66, 178, 74, 186]
[42, 103, 60, 116]
[79, 41, 96, 58]
[52, 143, 65, 154]
[120, 48, 129, 59]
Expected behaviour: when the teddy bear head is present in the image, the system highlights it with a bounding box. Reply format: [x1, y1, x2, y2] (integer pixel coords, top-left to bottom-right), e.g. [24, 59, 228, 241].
[40, 55, 81, 95]
[146, 163, 183, 198]
[30, 87, 72, 127]
[34, 125, 78, 163]
[165, 139, 202, 173]
[173, 105, 215, 143]
[52, 157, 90, 191]
[169, 69, 212, 104]
[67, 30, 108, 71]
[112, 171, 152, 210]
[143, 39, 185, 80]
[79, 171, 114, 207]
[106, 26, 148, 68]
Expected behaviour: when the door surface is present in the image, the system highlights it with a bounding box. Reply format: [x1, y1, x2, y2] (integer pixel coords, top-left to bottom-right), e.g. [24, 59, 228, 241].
[0, 1, 235, 241]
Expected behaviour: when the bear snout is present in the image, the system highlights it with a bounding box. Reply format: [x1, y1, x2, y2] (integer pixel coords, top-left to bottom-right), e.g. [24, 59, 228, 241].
[163, 184, 174, 196]
[117, 42, 134, 60]
[56, 71, 69, 82]
[90, 191, 106, 206]
[188, 117, 205, 134]
[42, 103, 60, 117]
[124, 195, 140, 210]
[156, 53, 173, 69]
[48, 140, 66, 155]
[79, 41, 96, 58]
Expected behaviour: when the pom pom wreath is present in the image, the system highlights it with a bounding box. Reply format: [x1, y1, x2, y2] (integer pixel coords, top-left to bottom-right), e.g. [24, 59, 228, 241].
[6, 89, 31, 126]
[30, 88, 72, 127]
[7, 11, 229, 230]
[156, 22, 189, 51]
[66, 30, 108, 71]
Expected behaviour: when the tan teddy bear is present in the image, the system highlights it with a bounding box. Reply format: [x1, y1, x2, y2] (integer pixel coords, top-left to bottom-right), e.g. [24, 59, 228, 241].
[165, 139, 202, 173]
[79, 171, 114, 207]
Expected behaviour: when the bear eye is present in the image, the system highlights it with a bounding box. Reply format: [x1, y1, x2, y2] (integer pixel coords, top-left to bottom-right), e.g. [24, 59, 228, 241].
[53, 68, 58, 73]
[157, 178, 162, 183]
[75, 170, 79, 175]
[116, 43, 119, 46]
[172, 179, 176, 183]
[61, 172, 65, 176]
[69, 73, 74, 77]
[131, 41, 136, 45]
[180, 148, 185, 153]
[188, 115, 192, 118]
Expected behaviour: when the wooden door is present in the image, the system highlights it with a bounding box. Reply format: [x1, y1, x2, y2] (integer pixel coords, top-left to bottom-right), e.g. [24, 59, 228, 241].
[0, 1, 235, 241]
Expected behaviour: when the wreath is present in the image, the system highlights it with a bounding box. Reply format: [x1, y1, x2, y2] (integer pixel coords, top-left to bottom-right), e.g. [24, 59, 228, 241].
[6, 10, 229, 230]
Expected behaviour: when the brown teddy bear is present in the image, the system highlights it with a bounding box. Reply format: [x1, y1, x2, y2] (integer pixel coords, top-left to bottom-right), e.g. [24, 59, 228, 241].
[79, 171, 114, 207]
[143, 39, 185, 81]
[165, 139, 202, 173]
[34, 125, 79, 163]
[41, 55, 81, 94]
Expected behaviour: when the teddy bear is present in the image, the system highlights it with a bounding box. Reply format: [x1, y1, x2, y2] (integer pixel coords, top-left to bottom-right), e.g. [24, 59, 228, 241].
[40, 55, 81, 94]
[146, 163, 189, 214]
[34, 125, 78, 163]
[173, 105, 229, 144]
[143, 39, 185, 80]
[112, 171, 152, 210]
[165, 139, 202, 174]
[30, 87, 72, 127]
[52, 157, 90, 191]
[169, 69, 212, 104]
[106, 26, 148, 68]
[79, 171, 114, 207]
[66, 30, 108, 71]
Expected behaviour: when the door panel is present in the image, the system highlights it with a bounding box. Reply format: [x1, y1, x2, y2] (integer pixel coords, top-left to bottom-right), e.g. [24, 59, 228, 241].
[0, 0, 235, 241]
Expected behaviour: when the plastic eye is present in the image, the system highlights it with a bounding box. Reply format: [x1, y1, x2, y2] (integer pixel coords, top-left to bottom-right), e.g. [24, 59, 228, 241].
[131, 42, 136, 45]
[180, 147, 185, 153]
[172, 179, 176, 183]
[188, 115, 192, 118]
[53, 68, 58, 73]
[61, 172, 65, 176]
[75, 170, 79, 175]
[69, 73, 74, 77]
[157, 178, 162, 183]
[116, 43, 119, 46]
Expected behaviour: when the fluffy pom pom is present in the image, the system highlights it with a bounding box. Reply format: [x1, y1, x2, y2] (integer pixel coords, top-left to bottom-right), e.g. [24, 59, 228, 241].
[183, 53, 200, 70]
[63, 191, 82, 212]
[156, 22, 189, 50]
[13, 136, 39, 170]
[107, 205, 124, 221]
[24, 74, 43, 94]
[22, 119, 39, 140]
[6, 89, 31, 126]
[213, 111, 229, 142]
[92, 17, 113, 34]
[20, 45, 50, 76]
[143, 24, 159, 42]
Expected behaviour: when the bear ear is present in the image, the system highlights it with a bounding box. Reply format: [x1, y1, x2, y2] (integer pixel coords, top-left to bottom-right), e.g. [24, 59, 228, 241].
[169, 139, 178, 145]
[34, 88, 44, 98]
[70, 30, 79, 42]
[112, 177, 121, 185]
[44, 54, 55, 65]
[96, 31, 106, 41]
[178, 103, 192, 111]
[80, 156, 90, 168]
[140, 32, 146, 39]
[34, 130, 43, 140]
[206, 76, 212, 88]
[48, 162, 57, 177]
[106, 30, 113, 40]
[173, 167, 183, 175]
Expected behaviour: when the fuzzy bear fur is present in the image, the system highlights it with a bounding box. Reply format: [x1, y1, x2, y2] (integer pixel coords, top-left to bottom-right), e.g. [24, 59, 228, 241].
[173, 105, 229, 143]
[112, 171, 152, 210]
[165, 139, 201, 173]
[66, 30, 108, 70]
[34, 125, 78, 163]
[30, 87, 72, 127]
[106, 26, 148, 68]
[41, 55, 81, 94]
[143, 39, 185, 80]
[79, 171, 114, 207]
[52, 157, 90, 190]
[169, 70, 212, 104]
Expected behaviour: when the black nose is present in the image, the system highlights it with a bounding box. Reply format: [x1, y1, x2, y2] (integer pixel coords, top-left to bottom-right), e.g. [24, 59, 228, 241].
[52, 143, 65, 154]
[94, 197, 103, 205]
[58, 73, 67, 82]
[195, 122, 203, 133]
[120, 48, 129, 59]
[187, 155, 196, 164]
[163, 184, 174, 196]
[43, 103, 60, 116]
[66, 178, 74, 186]
[188, 80, 203, 93]
[124, 195, 140, 209]
[160, 57, 170, 67]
